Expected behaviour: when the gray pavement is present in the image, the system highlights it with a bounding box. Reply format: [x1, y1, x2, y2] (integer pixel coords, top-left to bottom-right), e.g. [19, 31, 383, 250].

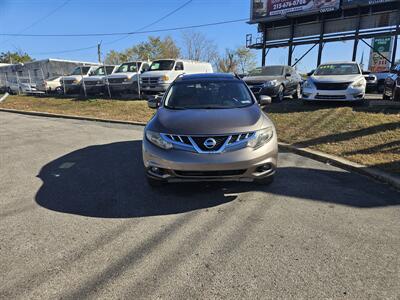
[0, 111, 399, 299]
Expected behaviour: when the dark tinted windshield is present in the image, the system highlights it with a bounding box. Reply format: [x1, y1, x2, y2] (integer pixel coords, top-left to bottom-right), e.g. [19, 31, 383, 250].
[116, 62, 141, 73]
[248, 66, 284, 76]
[165, 81, 254, 109]
[70, 67, 91, 75]
[314, 64, 360, 75]
[150, 60, 175, 71]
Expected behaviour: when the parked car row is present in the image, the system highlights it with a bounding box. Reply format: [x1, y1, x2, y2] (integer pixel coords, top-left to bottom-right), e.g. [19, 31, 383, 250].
[36, 59, 213, 97]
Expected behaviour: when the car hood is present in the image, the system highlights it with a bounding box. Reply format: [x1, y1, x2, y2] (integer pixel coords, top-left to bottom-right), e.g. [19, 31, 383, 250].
[141, 71, 173, 78]
[83, 76, 104, 81]
[243, 75, 284, 84]
[107, 72, 137, 79]
[148, 104, 270, 135]
[62, 75, 83, 80]
[311, 74, 363, 83]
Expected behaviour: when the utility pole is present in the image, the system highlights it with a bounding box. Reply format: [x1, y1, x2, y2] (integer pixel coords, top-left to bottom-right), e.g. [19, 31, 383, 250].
[97, 42, 102, 64]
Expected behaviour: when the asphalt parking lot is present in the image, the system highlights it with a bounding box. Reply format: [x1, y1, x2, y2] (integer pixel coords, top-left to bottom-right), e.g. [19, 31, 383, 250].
[1, 111, 399, 299]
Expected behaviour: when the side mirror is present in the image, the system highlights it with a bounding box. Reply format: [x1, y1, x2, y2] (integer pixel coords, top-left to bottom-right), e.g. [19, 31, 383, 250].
[285, 73, 291, 77]
[259, 95, 272, 106]
[147, 94, 162, 109]
[307, 71, 314, 76]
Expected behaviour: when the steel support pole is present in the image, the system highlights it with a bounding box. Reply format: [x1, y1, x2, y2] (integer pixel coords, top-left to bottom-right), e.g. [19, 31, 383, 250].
[288, 20, 295, 66]
[80, 67, 87, 98]
[262, 25, 267, 67]
[352, 8, 362, 62]
[391, 9, 400, 68]
[317, 16, 325, 67]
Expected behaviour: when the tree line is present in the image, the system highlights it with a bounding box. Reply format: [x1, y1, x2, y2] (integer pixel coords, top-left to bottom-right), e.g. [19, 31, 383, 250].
[104, 31, 257, 74]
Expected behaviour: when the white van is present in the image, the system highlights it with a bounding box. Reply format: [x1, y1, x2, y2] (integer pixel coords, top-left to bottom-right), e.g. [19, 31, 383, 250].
[61, 66, 99, 94]
[140, 59, 213, 94]
[82, 65, 118, 95]
[106, 61, 151, 94]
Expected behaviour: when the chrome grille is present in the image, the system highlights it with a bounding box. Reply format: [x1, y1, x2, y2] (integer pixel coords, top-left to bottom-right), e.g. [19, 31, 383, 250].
[63, 80, 75, 85]
[141, 77, 159, 85]
[108, 78, 125, 84]
[161, 132, 256, 154]
[83, 81, 99, 86]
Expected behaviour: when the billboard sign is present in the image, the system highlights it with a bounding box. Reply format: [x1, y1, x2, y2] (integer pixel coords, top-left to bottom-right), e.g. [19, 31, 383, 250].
[368, 37, 393, 73]
[342, 0, 397, 8]
[251, 0, 341, 21]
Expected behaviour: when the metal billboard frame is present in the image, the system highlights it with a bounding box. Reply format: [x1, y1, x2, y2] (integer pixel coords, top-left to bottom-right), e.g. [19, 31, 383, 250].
[246, 1, 400, 69]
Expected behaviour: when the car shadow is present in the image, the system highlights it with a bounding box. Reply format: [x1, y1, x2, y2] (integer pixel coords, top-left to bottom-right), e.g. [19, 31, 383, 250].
[35, 141, 400, 218]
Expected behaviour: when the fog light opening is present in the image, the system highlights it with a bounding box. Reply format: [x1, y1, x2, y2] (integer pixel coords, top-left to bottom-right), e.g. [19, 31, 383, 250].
[256, 164, 272, 173]
[149, 166, 164, 176]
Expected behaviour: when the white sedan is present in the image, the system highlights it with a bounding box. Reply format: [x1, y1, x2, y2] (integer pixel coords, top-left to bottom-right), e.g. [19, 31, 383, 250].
[302, 62, 366, 104]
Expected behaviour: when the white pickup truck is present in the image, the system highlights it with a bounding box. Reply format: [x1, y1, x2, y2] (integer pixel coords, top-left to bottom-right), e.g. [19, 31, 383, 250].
[82, 65, 118, 95]
[60, 66, 99, 94]
[140, 59, 213, 95]
[106, 61, 151, 95]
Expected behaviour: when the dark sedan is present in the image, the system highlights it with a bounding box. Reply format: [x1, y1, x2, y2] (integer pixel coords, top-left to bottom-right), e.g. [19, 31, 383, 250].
[383, 65, 400, 101]
[243, 65, 302, 102]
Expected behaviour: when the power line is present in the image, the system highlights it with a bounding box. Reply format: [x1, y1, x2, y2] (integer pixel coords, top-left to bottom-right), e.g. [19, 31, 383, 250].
[103, 0, 194, 46]
[1, 0, 71, 45]
[2, 17, 247, 38]
[31, 0, 195, 55]
[31, 18, 248, 55]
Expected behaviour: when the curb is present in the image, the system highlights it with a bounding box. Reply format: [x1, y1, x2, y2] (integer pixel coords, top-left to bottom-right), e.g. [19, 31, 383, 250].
[0, 108, 147, 126]
[0, 108, 399, 191]
[279, 143, 400, 191]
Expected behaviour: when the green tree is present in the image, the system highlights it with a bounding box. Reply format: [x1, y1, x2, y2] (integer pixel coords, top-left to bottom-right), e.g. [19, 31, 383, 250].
[105, 36, 180, 64]
[0, 51, 33, 64]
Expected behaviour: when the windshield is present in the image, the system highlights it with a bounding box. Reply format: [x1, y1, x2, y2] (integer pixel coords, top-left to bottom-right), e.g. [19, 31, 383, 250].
[314, 64, 360, 75]
[248, 66, 284, 76]
[164, 81, 254, 109]
[149, 60, 175, 71]
[116, 62, 141, 73]
[70, 67, 91, 76]
[92, 66, 115, 76]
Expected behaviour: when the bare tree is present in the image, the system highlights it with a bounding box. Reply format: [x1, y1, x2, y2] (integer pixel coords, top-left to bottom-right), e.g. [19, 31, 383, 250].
[235, 46, 256, 74]
[217, 49, 238, 73]
[181, 30, 218, 63]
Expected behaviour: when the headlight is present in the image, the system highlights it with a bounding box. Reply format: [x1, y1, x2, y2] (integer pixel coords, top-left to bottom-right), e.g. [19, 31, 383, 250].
[159, 75, 170, 82]
[303, 80, 314, 89]
[263, 80, 279, 87]
[123, 77, 131, 82]
[351, 79, 365, 88]
[247, 127, 274, 149]
[72, 79, 78, 84]
[145, 130, 173, 150]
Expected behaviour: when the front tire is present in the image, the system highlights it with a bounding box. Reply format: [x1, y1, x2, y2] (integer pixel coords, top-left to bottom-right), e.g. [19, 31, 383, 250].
[292, 84, 301, 99]
[274, 85, 284, 102]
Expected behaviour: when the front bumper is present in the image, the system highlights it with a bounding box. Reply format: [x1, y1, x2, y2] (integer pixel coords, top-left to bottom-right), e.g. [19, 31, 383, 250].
[109, 82, 137, 92]
[84, 84, 106, 94]
[64, 84, 81, 94]
[141, 83, 170, 93]
[302, 86, 365, 102]
[142, 136, 278, 182]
